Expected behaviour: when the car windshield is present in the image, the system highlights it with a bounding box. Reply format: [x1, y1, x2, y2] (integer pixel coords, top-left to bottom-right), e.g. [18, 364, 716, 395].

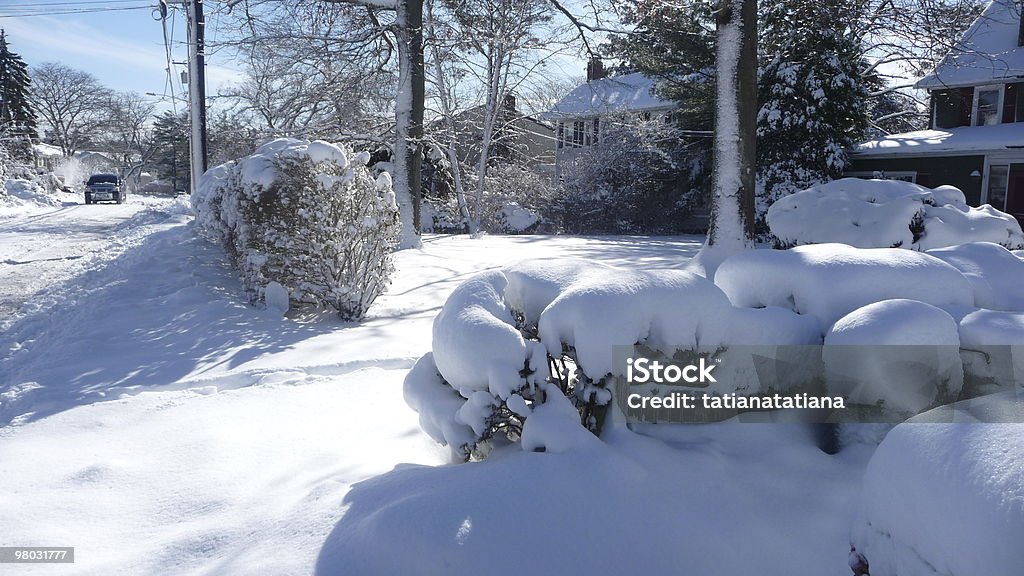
[87, 174, 118, 185]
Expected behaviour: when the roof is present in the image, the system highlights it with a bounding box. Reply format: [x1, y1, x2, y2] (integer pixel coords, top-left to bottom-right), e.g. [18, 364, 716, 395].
[32, 143, 63, 157]
[543, 72, 674, 120]
[853, 122, 1024, 157]
[917, 0, 1024, 90]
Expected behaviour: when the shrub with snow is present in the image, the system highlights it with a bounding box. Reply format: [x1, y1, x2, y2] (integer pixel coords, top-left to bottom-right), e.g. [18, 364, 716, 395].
[767, 178, 1024, 250]
[927, 242, 1024, 311]
[823, 299, 963, 416]
[714, 243, 975, 333]
[851, 400, 1024, 576]
[192, 138, 399, 319]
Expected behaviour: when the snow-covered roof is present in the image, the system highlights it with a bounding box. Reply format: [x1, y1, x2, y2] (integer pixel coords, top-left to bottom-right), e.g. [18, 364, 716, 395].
[917, 0, 1024, 90]
[32, 143, 63, 157]
[854, 122, 1024, 157]
[543, 72, 674, 119]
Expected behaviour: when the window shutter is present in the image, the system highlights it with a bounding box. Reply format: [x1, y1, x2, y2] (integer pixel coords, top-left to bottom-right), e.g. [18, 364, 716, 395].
[1004, 83, 1018, 123]
[958, 87, 975, 126]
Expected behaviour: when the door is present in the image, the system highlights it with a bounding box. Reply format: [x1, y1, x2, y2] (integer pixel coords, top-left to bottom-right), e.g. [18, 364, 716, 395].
[1007, 164, 1024, 228]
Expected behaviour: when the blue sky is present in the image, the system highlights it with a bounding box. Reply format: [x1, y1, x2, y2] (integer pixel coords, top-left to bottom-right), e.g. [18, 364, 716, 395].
[2, 1, 243, 105]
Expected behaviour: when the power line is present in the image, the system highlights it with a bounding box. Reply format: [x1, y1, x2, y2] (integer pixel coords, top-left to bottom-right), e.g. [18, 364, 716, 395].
[0, 0, 148, 7]
[0, 6, 152, 18]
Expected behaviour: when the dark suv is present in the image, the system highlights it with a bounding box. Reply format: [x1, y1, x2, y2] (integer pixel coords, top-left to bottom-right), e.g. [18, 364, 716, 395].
[84, 173, 126, 204]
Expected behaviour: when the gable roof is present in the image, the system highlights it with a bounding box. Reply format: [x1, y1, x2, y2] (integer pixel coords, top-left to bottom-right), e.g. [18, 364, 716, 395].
[917, 0, 1024, 90]
[543, 72, 674, 120]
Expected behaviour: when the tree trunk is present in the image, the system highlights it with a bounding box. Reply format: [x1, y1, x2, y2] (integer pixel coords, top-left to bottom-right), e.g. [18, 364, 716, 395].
[708, 0, 757, 249]
[394, 0, 425, 249]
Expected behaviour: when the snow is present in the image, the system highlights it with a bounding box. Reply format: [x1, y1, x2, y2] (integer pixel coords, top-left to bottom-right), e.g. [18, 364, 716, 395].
[263, 280, 290, 316]
[430, 270, 528, 400]
[824, 300, 963, 415]
[4, 194, 1024, 576]
[543, 72, 674, 119]
[927, 242, 1024, 311]
[767, 178, 1024, 250]
[916, 0, 1024, 90]
[538, 268, 733, 377]
[234, 137, 349, 194]
[714, 243, 976, 333]
[498, 201, 539, 232]
[852, 395, 1024, 576]
[854, 123, 1024, 156]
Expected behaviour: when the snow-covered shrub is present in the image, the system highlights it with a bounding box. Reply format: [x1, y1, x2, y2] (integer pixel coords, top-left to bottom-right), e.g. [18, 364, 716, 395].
[767, 178, 1024, 250]
[557, 112, 705, 234]
[955, 309, 1024, 396]
[480, 164, 555, 233]
[192, 138, 399, 319]
[823, 300, 963, 416]
[714, 243, 975, 333]
[927, 242, 1024, 311]
[851, 404, 1024, 576]
[406, 258, 823, 460]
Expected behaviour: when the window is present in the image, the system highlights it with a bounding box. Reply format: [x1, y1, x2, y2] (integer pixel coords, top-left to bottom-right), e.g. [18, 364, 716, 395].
[932, 88, 973, 128]
[593, 118, 600, 145]
[987, 165, 1009, 210]
[974, 85, 1002, 126]
[572, 121, 585, 147]
[556, 122, 564, 149]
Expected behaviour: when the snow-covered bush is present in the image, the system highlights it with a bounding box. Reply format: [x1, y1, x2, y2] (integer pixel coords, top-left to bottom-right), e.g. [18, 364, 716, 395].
[851, 402, 1024, 576]
[714, 243, 975, 333]
[767, 178, 1024, 250]
[481, 164, 556, 233]
[407, 258, 824, 460]
[823, 300, 963, 416]
[557, 112, 705, 234]
[955, 309, 1024, 396]
[927, 242, 1024, 311]
[192, 138, 399, 319]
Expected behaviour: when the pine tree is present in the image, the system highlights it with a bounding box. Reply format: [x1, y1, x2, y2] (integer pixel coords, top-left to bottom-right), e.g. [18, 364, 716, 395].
[151, 110, 189, 192]
[756, 0, 871, 216]
[0, 30, 38, 163]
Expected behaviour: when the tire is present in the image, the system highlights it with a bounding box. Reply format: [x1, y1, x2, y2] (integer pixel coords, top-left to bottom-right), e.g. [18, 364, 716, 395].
[116, 193, 123, 204]
[85, 195, 92, 205]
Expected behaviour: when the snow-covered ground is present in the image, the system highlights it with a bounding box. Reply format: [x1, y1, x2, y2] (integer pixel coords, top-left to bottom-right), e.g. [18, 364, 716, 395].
[4, 199, 1017, 575]
[4, 204, 759, 574]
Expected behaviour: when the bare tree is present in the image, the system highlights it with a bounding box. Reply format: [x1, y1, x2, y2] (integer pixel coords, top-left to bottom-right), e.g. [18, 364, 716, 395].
[28, 62, 111, 157]
[102, 92, 156, 190]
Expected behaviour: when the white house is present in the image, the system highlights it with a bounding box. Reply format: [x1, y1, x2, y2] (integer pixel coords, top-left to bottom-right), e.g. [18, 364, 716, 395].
[849, 0, 1024, 225]
[544, 61, 676, 181]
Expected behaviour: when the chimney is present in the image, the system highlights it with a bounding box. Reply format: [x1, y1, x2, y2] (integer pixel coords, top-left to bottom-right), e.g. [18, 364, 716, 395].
[586, 57, 606, 82]
[1019, 0, 1024, 46]
[504, 93, 517, 114]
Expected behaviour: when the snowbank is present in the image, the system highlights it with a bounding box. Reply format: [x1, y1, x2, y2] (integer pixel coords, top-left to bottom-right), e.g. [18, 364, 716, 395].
[957, 309, 1024, 393]
[715, 243, 975, 332]
[767, 178, 1024, 250]
[824, 300, 963, 415]
[852, 399, 1024, 576]
[0, 179, 61, 216]
[928, 242, 1024, 311]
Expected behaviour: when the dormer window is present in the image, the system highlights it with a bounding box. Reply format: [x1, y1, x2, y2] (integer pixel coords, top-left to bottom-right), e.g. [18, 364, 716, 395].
[973, 84, 1003, 126]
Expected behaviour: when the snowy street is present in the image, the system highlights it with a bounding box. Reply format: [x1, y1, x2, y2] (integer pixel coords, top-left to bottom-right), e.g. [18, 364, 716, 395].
[0, 198, 162, 327]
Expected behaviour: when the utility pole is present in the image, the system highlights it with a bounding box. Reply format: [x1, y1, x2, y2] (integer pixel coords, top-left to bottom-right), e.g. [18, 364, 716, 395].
[186, 0, 208, 193]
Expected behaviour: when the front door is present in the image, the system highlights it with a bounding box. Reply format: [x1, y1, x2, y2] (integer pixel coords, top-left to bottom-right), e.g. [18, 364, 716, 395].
[1008, 164, 1024, 227]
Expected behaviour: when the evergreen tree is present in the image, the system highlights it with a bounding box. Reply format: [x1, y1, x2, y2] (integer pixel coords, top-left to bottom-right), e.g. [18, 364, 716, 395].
[0, 30, 37, 163]
[151, 110, 189, 192]
[756, 0, 871, 214]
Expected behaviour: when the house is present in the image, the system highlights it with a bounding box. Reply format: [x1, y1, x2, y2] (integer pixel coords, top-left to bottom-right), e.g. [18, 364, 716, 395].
[444, 94, 555, 174]
[31, 143, 63, 172]
[847, 0, 1024, 225]
[544, 60, 677, 181]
